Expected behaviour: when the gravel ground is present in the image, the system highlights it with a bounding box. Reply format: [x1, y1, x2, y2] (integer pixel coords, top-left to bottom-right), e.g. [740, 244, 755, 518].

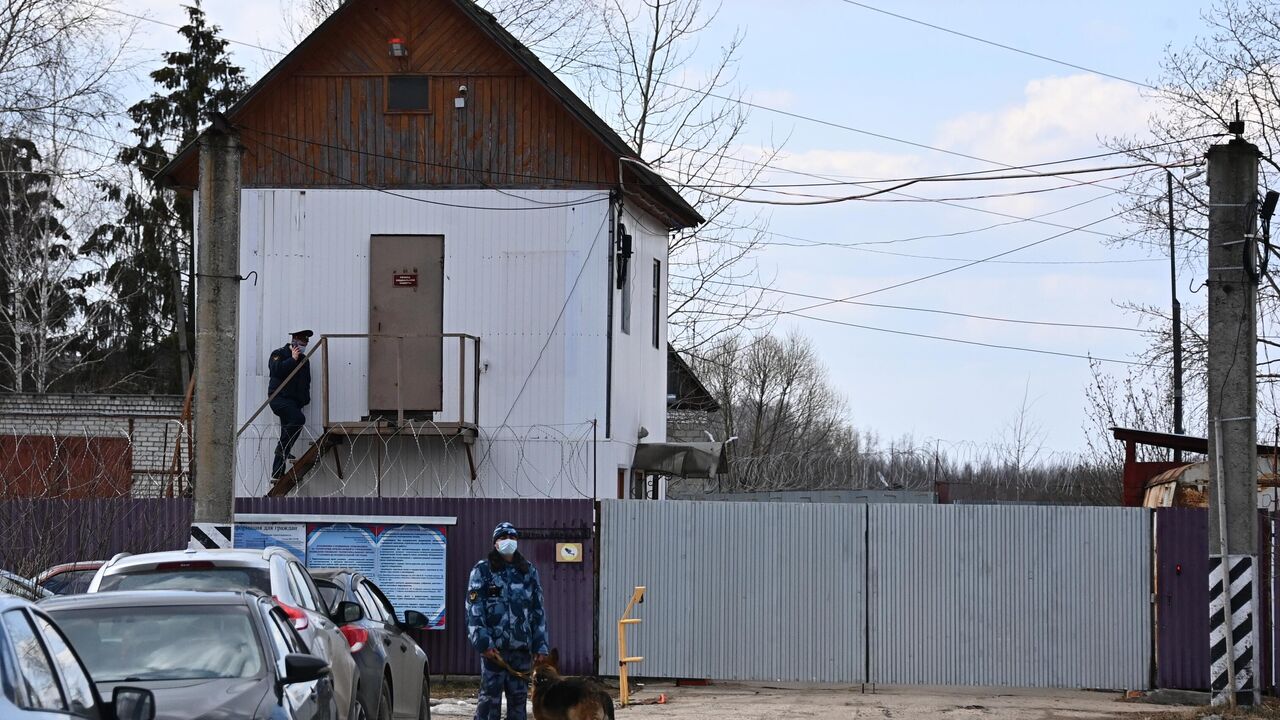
[429, 680, 1209, 719]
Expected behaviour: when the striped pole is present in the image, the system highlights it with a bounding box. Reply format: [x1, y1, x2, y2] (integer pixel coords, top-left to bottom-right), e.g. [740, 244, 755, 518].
[1209, 554, 1256, 707]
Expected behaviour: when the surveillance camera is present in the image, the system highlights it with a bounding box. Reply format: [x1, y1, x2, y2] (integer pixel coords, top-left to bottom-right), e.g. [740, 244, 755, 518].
[458, 85, 468, 96]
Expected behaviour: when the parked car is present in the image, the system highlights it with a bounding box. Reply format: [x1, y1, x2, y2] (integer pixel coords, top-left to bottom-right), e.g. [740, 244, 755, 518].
[0, 570, 53, 602]
[42, 590, 335, 720]
[87, 548, 361, 720]
[36, 562, 105, 596]
[312, 570, 432, 720]
[0, 593, 156, 719]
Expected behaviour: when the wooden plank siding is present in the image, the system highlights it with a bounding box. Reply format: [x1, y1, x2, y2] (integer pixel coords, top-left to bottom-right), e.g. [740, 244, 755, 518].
[171, 0, 616, 191]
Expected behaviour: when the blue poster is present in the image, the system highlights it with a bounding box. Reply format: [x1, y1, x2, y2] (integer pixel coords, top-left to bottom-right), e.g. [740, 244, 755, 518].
[235, 519, 448, 630]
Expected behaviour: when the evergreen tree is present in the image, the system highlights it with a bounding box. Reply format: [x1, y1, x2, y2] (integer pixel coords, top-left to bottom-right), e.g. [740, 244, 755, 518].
[84, 1, 246, 392]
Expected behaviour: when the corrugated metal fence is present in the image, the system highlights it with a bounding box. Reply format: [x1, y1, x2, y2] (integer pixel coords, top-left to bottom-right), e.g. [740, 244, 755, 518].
[599, 500, 867, 683]
[599, 500, 1152, 689]
[870, 504, 1150, 688]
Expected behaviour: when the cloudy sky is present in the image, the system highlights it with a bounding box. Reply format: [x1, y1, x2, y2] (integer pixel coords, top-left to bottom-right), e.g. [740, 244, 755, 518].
[114, 0, 1218, 454]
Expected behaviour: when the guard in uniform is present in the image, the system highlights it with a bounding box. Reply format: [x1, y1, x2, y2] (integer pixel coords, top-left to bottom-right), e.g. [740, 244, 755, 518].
[268, 329, 312, 479]
[465, 522, 549, 720]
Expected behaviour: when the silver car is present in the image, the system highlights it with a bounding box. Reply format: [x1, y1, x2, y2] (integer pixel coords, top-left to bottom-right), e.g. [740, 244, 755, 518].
[87, 548, 362, 720]
[0, 570, 53, 602]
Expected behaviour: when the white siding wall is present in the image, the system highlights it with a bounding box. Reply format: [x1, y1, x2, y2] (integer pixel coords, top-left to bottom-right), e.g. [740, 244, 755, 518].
[222, 188, 666, 499]
[600, 203, 670, 498]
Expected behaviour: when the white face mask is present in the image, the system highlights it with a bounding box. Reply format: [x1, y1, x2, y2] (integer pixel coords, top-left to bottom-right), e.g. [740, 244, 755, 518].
[496, 538, 517, 556]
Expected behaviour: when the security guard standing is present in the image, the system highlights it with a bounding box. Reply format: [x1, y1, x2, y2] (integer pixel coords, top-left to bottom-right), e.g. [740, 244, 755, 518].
[465, 522, 548, 720]
[268, 329, 312, 479]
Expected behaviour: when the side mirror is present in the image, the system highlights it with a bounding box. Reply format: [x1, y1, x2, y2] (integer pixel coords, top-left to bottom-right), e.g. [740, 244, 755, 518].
[334, 600, 364, 624]
[402, 610, 428, 629]
[283, 653, 331, 685]
[112, 686, 156, 720]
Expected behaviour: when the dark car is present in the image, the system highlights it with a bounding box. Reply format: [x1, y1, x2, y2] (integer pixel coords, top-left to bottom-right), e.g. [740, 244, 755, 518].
[0, 594, 156, 719]
[311, 570, 431, 720]
[41, 590, 337, 720]
[37, 563, 106, 596]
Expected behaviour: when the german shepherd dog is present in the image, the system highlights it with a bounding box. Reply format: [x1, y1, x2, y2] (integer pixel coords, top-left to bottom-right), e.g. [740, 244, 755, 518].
[531, 649, 615, 720]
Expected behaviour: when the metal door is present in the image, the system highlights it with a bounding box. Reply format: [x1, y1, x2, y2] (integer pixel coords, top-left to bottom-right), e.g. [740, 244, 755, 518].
[1155, 507, 1209, 689]
[368, 235, 444, 416]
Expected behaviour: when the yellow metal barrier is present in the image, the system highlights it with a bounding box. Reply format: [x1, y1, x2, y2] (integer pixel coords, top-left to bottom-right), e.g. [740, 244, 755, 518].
[617, 586, 646, 707]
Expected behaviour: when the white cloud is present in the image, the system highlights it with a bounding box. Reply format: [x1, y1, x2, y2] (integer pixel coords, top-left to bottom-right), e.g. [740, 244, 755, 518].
[936, 74, 1153, 166]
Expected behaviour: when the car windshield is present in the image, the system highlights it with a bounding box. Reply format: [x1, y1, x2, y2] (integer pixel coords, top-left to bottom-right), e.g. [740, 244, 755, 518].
[50, 605, 265, 682]
[42, 569, 98, 595]
[314, 579, 343, 612]
[97, 567, 271, 593]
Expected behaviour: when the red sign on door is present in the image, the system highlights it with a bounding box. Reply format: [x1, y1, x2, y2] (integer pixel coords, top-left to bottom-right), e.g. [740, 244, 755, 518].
[393, 273, 418, 287]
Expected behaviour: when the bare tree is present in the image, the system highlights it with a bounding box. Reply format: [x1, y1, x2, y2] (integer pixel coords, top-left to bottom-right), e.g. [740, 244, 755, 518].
[1104, 0, 1280, 441]
[587, 0, 778, 351]
[685, 331, 853, 491]
[0, 0, 131, 392]
[995, 381, 1047, 482]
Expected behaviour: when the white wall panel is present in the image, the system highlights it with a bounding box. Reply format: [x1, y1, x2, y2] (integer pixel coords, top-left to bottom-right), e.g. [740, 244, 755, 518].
[230, 188, 654, 498]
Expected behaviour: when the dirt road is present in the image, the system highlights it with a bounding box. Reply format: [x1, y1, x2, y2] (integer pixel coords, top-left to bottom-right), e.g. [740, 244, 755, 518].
[610, 683, 1196, 720]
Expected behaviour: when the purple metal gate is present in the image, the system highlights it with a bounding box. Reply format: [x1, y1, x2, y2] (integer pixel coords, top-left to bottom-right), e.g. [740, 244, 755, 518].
[237, 497, 596, 675]
[1155, 508, 1276, 692]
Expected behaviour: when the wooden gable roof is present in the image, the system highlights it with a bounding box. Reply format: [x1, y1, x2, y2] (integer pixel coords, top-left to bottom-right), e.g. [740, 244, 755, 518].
[161, 0, 701, 229]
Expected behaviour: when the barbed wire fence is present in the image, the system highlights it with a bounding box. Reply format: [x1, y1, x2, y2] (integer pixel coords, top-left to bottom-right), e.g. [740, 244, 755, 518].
[670, 440, 1129, 505]
[233, 418, 597, 500]
[0, 414, 195, 577]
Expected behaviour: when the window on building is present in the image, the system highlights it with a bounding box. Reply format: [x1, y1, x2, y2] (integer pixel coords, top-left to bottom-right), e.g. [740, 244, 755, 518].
[651, 260, 661, 349]
[387, 75, 430, 112]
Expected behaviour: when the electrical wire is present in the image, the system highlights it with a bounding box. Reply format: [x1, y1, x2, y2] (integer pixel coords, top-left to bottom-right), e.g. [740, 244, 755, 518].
[749, 205, 1145, 318]
[755, 231, 1159, 265]
[685, 296, 1160, 368]
[835, 0, 1156, 90]
[682, 168, 1160, 206]
[250, 137, 609, 211]
[478, 211, 613, 471]
[675, 276, 1147, 333]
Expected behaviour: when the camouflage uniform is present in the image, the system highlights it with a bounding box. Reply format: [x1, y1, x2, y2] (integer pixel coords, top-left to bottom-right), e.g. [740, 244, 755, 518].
[466, 523, 548, 720]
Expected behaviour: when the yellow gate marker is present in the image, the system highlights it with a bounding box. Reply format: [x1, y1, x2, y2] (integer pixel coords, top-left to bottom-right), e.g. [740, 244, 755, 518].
[617, 586, 646, 707]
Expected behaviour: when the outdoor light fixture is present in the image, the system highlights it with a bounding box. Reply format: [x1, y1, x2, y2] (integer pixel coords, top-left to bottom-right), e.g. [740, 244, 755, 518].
[388, 37, 408, 57]
[1262, 189, 1279, 222]
[616, 223, 633, 289]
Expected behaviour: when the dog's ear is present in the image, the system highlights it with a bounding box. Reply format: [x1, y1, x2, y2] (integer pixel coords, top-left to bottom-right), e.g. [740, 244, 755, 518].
[549, 648, 559, 669]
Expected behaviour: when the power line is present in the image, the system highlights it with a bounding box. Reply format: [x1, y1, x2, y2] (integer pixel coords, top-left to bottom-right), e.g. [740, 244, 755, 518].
[104, 7, 287, 56]
[754, 206, 1142, 318]
[835, 0, 1156, 90]
[664, 159, 1197, 190]
[249, 137, 609, 211]
[536, 47, 1166, 198]
[677, 276, 1147, 333]
[689, 168, 1155, 206]
[687, 296, 1159, 368]
[759, 238, 1159, 266]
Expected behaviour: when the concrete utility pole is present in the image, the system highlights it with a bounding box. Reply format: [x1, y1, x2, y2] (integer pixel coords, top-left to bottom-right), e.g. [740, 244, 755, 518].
[192, 114, 243, 529]
[1206, 131, 1260, 708]
[1168, 169, 1184, 462]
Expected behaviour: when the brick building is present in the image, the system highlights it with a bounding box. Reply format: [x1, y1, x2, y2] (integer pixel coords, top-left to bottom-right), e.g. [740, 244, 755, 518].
[0, 394, 189, 498]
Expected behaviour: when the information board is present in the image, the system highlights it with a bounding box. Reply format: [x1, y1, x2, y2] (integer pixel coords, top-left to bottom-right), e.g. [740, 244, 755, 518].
[233, 518, 447, 630]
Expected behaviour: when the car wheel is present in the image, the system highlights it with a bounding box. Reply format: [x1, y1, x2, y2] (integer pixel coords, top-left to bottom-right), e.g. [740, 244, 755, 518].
[377, 681, 392, 720]
[417, 672, 431, 720]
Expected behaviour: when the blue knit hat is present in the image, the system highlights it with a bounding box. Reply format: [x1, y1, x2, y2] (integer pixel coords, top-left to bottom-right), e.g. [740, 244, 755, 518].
[492, 522, 519, 540]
